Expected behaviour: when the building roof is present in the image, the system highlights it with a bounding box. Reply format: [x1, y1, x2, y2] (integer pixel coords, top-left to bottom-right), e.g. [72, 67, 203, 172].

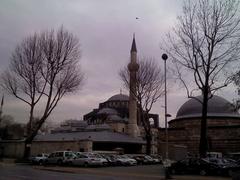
[34, 131, 145, 144]
[107, 94, 129, 101]
[175, 95, 240, 120]
[97, 108, 118, 115]
[85, 124, 111, 131]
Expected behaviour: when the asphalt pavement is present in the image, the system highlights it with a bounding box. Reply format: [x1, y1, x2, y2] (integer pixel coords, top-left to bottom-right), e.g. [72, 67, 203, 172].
[0, 159, 234, 180]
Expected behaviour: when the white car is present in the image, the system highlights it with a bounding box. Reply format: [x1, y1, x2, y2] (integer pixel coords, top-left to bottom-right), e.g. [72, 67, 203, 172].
[69, 152, 108, 167]
[115, 155, 137, 166]
[29, 153, 49, 165]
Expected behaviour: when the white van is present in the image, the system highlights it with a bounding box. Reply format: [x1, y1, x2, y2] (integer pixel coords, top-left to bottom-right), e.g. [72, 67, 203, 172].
[46, 151, 75, 165]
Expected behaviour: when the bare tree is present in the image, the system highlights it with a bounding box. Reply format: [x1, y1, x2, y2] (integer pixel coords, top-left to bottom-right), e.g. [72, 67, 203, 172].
[120, 58, 164, 154]
[1, 27, 85, 158]
[166, 0, 240, 157]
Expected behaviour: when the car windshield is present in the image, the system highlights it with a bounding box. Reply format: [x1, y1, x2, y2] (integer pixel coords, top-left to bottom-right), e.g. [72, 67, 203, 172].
[65, 152, 73, 157]
[204, 158, 229, 165]
[145, 155, 153, 159]
[120, 155, 129, 159]
[87, 154, 98, 158]
[96, 154, 103, 158]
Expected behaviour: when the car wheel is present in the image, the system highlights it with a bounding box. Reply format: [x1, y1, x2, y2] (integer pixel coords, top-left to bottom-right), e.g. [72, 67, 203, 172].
[57, 160, 63, 166]
[170, 169, 176, 175]
[44, 160, 48, 165]
[200, 169, 207, 176]
[39, 160, 43, 166]
[228, 170, 233, 177]
[84, 162, 88, 167]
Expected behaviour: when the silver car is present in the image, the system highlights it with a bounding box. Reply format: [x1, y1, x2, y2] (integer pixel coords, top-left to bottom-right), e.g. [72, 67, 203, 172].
[69, 152, 108, 167]
[115, 155, 137, 166]
[29, 153, 49, 165]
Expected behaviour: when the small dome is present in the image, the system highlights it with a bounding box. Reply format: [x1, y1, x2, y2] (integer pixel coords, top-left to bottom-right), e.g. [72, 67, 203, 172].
[97, 108, 118, 115]
[176, 95, 239, 119]
[107, 94, 129, 101]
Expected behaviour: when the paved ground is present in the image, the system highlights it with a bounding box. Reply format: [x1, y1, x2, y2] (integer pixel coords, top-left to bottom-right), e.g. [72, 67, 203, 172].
[0, 159, 235, 180]
[34, 165, 232, 180]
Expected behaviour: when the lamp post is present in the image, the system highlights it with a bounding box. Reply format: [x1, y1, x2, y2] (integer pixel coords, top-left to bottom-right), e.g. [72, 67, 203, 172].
[162, 53, 168, 160]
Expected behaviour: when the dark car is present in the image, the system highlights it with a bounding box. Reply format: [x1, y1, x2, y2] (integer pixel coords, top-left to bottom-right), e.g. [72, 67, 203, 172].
[169, 158, 202, 175]
[206, 158, 240, 176]
[169, 158, 240, 176]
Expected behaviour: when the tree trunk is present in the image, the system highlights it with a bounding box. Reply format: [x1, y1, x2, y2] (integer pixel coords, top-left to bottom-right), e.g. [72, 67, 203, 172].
[145, 133, 152, 155]
[23, 139, 31, 159]
[23, 116, 47, 159]
[199, 89, 209, 158]
[24, 105, 35, 159]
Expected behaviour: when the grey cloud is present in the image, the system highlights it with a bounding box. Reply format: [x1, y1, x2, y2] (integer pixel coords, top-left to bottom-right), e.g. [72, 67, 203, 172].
[0, 0, 237, 125]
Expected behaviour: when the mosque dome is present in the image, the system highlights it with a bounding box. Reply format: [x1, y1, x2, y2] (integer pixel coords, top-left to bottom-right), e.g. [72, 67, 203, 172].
[97, 108, 118, 115]
[107, 94, 129, 101]
[176, 95, 239, 119]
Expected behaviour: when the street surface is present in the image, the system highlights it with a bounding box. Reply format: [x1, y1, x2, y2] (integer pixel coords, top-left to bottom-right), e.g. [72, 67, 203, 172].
[0, 163, 233, 180]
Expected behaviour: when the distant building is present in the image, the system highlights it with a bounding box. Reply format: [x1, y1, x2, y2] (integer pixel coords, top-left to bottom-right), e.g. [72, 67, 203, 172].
[159, 95, 240, 157]
[51, 119, 88, 133]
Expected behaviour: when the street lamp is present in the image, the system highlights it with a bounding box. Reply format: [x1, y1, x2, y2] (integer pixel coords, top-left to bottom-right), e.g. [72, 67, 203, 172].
[162, 53, 168, 160]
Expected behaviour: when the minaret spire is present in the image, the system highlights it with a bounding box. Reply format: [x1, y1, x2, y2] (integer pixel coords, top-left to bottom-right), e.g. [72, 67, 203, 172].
[131, 34, 137, 52]
[127, 35, 140, 137]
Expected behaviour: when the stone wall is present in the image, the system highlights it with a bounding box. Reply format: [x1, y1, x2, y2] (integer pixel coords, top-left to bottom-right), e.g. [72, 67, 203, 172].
[159, 118, 240, 155]
[169, 117, 240, 128]
[31, 140, 92, 155]
[0, 140, 93, 158]
[0, 140, 25, 158]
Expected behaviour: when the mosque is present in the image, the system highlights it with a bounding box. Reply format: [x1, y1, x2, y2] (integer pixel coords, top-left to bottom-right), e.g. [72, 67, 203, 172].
[159, 95, 240, 156]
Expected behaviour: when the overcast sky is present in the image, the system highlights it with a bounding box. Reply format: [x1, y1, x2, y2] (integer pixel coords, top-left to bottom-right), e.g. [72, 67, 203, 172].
[0, 0, 237, 127]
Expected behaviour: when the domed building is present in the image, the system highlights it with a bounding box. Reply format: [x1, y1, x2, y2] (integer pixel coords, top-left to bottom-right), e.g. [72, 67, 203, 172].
[159, 95, 240, 156]
[84, 93, 159, 134]
[83, 93, 130, 133]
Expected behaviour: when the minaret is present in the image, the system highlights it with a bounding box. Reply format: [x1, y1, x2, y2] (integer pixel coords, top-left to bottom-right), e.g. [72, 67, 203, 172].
[127, 35, 140, 137]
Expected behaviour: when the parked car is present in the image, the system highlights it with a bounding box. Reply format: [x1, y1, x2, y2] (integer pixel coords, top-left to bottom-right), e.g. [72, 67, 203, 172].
[114, 155, 137, 166]
[68, 152, 108, 167]
[144, 155, 156, 164]
[29, 153, 49, 165]
[206, 157, 240, 176]
[45, 151, 75, 165]
[169, 157, 240, 176]
[150, 155, 163, 164]
[131, 155, 145, 165]
[100, 154, 119, 166]
[131, 155, 155, 165]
